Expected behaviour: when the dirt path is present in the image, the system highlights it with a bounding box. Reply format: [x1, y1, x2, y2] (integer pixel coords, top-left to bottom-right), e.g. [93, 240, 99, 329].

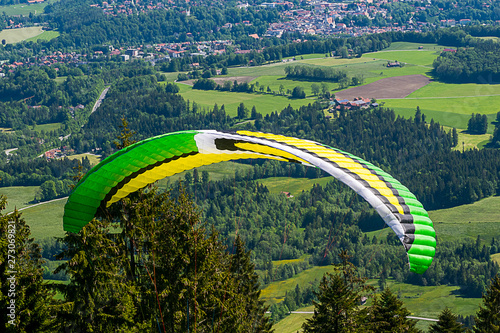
[8, 197, 68, 214]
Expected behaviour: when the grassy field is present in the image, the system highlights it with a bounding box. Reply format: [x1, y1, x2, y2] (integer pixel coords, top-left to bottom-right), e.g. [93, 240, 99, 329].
[33, 122, 63, 132]
[441, 126, 493, 151]
[0, 26, 44, 44]
[272, 305, 314, 333]
[492, 253, 500, 266]
[261, 266, 335, 304]
[258, 177, 334, 195]
[382, 42, 448, 51]
[408, 81, 500, 98]
[272, 255, 311, 267]
[429, 196, 500, 243]
[67, 153, 101, 166]
[383, 99, 498, 133]
[362, 50, 440, 67]
[476, 36, 500, 42]
[155, 161, 254, 188]
[25, 30, 60, 43]
[300, 56, 376, 67]
[267, 270, 482, 332]
[0, 186, 39, 213]
[20, 197, 67, 240]
[177, 83, 313, 116]
[363, 196, 500, 243]
[0, 2, 49, 16]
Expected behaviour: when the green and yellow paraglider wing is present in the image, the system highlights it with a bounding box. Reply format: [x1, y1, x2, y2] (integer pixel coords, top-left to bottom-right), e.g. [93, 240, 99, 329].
[63, 130, 436, 274]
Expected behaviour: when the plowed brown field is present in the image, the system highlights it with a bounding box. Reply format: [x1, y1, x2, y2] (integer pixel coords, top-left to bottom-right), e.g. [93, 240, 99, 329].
[335, 74, 431, 100]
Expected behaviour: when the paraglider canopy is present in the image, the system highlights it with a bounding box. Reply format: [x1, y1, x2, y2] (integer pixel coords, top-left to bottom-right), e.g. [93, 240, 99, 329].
[63, 130, 436, 274]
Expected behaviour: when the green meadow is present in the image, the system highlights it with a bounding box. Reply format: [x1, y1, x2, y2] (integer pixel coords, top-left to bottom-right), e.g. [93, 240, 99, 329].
[441, 126, 492, 151]
[272, 305, 314, 333]
[0, 186, 39, 213]
[267, 269, 482, 332]
[382, 98, 498, 133]
[177, 83, 313, 116]
[0, 2, 49, 16]
[18, 197, 67, 240]
[364, 196, 500, 243]
[25, 30, 60, 43]
[67, 153, 101, 166]
[0, 26, 44, 44]
[362, 50, 439, 67]
[408, 81, 500, 98]
[260, 265, 335, 304]
[430, 196, 500, 243]
[492, 253, 500, 266]
[258, 176, 334, 195]
[382, 42, 448, 51]
[300, 56, 375, 67]
[33, 122, 63, 132]
[155, 161, 254, 187]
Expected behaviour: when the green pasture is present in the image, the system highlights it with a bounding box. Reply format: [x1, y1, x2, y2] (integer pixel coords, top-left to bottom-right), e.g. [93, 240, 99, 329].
[300, 57, 376, 67]
[382, 98, 498, 133]
[177, 83, 313, 116]
[440, 126, 492, 151]
[155, 161, 254, 188]
[0, 26, 43, 44]
[0, 2, 49, 16]
[284, 53, 326, 60]
[265, 268, 481, 332]
[67, 153, 101, 166]
[260, 266, 335, 305]
[272, 255, 311, 267]
[430, 196, 500, 243]
[228, 62, 289, 77]
[380, 280, 481, 319]
[45, 279, 69, 300]
[33, 122, 63, 132]
[476, 36, 500, 42]
[409, 81, 500, 98]
[387, 107, 471, 132]
[20, 197, 66, 240]
[492, 253, 500, 266]
[364, 196, 500, 243]
[362, 50, 439, 67]
[0, 186, 39, 213]
[160, 71, 182, 82]
[25, 30, 60, 43]
[272, 305, 314, 333]
[258, 177, 334, 195]
[382, 42, 448, 51]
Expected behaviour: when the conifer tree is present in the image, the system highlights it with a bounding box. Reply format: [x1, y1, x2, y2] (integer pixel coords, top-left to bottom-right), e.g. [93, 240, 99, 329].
[369, 288, 420, 333]
[230, 236, 273, 332]
[429, 308, 465, 333]
[0, 197, 56, 333]
[302, 251, 374, 333]
[473, 274, 500, 332]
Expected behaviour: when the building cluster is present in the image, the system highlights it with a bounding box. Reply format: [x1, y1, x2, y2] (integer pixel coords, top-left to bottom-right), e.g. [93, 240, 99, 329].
[1, 51, 86, 72]
[263, 1, 423, 37]
[116, 39, 232, 63]
[43, 146, 74, 160]
[330, 97, 375, 111]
